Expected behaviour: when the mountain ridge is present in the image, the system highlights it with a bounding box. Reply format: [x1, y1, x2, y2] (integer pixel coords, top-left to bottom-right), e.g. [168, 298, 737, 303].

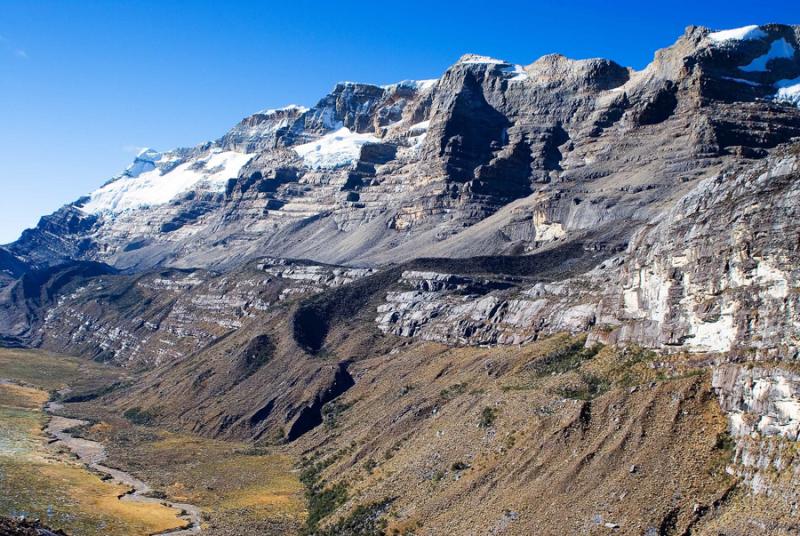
[3, 23, 800, 535]
[7, 23, 800, 272]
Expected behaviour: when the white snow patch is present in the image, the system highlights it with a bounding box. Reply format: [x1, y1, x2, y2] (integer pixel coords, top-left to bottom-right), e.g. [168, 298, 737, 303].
[382, 79, 438, 91]
[740, 38, 796, 72]
[123, 148, 162, 178]
[256, 104, 308, 116]
[293, 127, 379, 170]
[774, 76, 800, 106]
[459, 54, 507, 65]
[721, 76, 763, 87]
[707, 25, 766, 43]
[408, 120, 430, 134]
[415, 79, 438, 91]
[503, 64, 528, 81]
[404, 126, 428, 153]
[83, 149, 254, 214]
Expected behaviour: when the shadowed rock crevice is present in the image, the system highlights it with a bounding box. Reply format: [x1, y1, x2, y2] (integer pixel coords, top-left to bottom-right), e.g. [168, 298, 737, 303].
[437, 71, 510, 182]
[633, 81, 678, 126]
[286, 362, 355, 441]
[249, 398, 276, 427]
[292, 267, 403, 354]
[233, 334, 275, 383]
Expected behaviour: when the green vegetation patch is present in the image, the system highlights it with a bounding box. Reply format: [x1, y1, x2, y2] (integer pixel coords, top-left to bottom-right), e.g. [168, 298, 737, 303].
[439, 382, 468, 400]
[479, 406, 497, 428]
[528, 338, 603, 377]
[300, 456, 349, 534]
[122, 406, 158, 426]
[555, 374, 610, 401]
[312, 499, 392, 536]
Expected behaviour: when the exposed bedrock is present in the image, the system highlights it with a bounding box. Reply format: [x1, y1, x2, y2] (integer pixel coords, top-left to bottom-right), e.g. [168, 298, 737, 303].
[6, 24, 800, 270]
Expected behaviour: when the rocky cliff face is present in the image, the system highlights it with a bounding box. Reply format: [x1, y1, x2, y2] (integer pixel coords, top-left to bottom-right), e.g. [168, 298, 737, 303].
[8, 24, 800, 271]
[712, 363, 800, 523]
[375, 148, 800, 358]
[4, 23, 800, 536]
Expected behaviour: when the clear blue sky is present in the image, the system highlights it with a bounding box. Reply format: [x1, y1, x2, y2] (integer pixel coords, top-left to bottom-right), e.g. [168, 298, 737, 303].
[0, 0, 797, 244]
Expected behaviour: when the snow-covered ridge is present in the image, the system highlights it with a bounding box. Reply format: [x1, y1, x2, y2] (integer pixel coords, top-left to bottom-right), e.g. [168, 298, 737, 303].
[455, 55, 527, 81]
[502, 64, 528, 81]
[707, 25, 767, 43]
[121, 148, 163, 179]
[381, 79, 438, 92]
[81, 148, 254, 214]
[293, 127, 379, 170]
[458, 54, 509, 65]
[740, 38, 796, 72]
[255, 104, 309, 117]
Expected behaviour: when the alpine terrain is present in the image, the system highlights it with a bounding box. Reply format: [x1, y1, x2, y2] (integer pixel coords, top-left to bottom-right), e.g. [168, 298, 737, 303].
[2, 23, 800, 535]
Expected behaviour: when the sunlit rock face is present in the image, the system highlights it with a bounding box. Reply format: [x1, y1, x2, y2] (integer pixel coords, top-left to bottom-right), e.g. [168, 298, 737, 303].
[7, 24, 800, 272]
[375, 148, 800, 357]
[4, 27, 800, 530]
[713, 364, 800, 502]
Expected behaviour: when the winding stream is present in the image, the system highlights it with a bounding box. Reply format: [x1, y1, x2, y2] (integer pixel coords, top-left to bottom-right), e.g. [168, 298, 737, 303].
[44, 403, 202, 535]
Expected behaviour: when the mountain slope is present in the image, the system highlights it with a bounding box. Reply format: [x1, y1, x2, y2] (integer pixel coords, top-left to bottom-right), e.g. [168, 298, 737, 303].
[3, 24, 800, 536]
[8, 24, 800, 271]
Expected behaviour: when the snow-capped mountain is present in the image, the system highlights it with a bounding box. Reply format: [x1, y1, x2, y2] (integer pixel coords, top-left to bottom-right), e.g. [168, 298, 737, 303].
[4, 24, 800, 535]
[7, 24, 800, 272]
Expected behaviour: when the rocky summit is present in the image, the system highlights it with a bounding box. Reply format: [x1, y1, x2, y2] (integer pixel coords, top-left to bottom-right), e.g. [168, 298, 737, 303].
[2, 23, 800, 536]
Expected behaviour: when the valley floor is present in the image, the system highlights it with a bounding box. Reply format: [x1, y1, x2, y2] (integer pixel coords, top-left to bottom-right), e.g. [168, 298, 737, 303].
[0, 348, 305, 536]
[1, 340, 799, 535]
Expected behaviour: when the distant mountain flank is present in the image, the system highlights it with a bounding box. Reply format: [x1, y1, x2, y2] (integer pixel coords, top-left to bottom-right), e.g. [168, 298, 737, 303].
[3, 24, 800, 535]
[6, 23, 800, 272]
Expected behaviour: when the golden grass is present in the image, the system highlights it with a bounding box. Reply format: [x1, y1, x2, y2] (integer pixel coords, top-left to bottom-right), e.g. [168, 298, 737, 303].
[90, 425, 306, 523]
[136, 431, 304, 517]
[0, 347, 123, 392]
[0, 460, 186, 536]
[0, 352, 187, 536]
[0, 382, 49, 410]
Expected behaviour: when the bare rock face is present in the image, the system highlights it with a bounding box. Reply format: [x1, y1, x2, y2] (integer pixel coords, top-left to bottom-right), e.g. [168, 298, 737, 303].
[7, 24, 800, 270]
[375, 268, 602, 345]
[713, 364, 800, 441]
[25, 259, 375, 367]
[4, 25, 800, 528]
[610, 152, 800, 358]
[376, 148, 800, 358]
[713, 364, 800, 503]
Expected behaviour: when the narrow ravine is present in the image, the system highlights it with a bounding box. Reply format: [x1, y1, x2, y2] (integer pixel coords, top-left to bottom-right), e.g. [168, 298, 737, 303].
[44, 403, 202, 536]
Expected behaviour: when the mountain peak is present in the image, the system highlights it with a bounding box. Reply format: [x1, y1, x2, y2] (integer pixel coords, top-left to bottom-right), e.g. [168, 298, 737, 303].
[8, 23, 800, 270]
[456, 53, 510, 65]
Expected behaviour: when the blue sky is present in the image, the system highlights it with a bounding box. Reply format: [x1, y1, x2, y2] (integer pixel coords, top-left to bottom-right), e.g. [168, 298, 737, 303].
[0, 1, 797, 244]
